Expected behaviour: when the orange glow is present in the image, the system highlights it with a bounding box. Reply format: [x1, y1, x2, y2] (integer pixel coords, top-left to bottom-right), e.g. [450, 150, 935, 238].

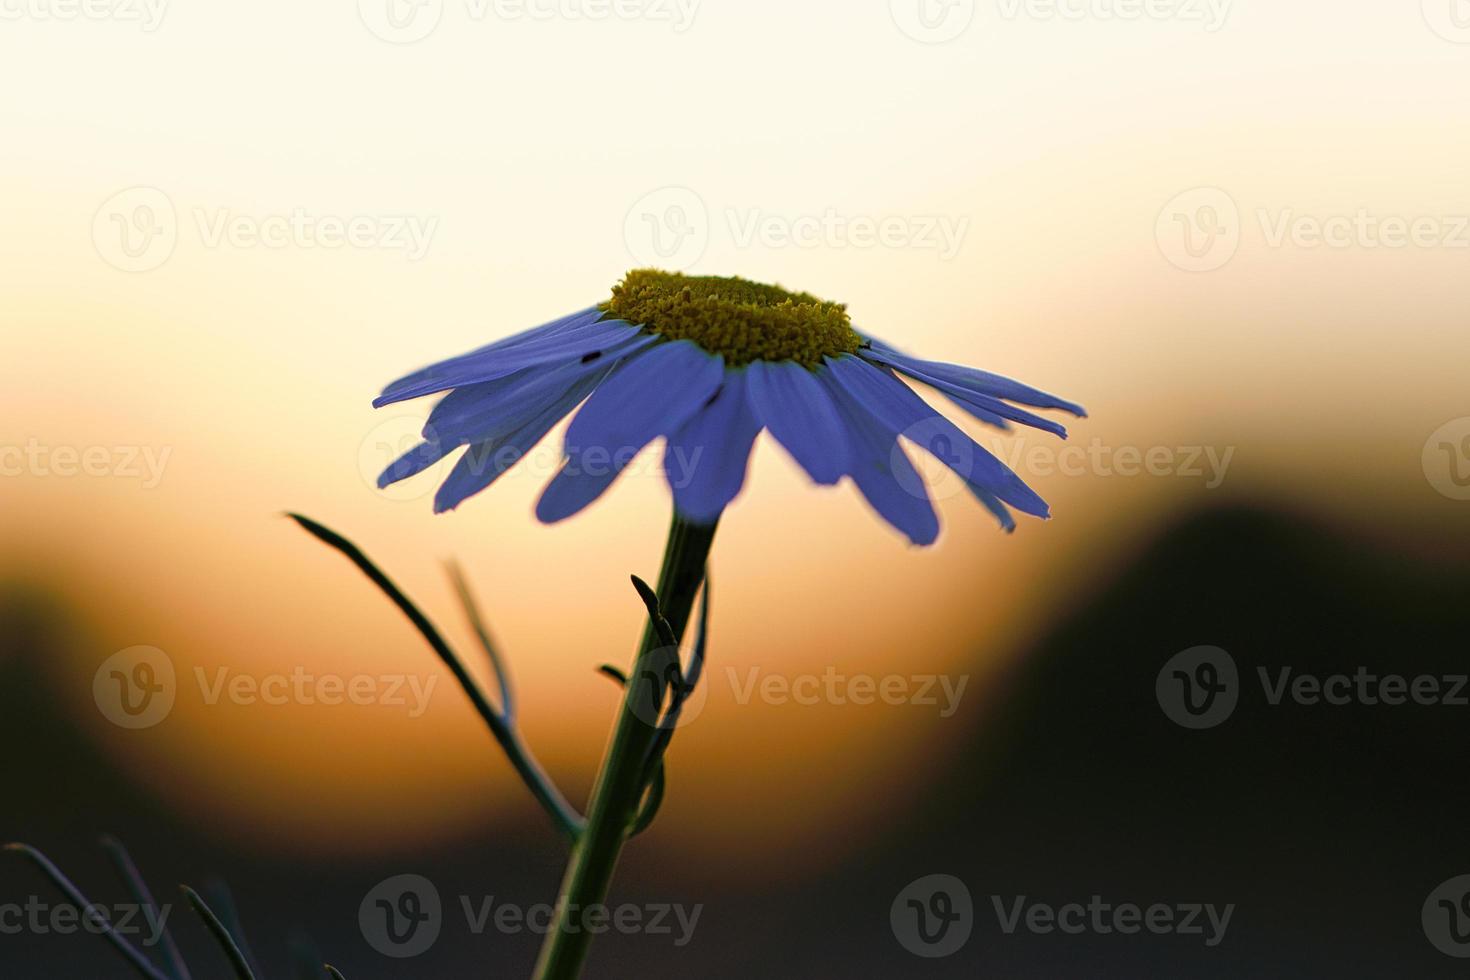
[4, 2, 1468, 873]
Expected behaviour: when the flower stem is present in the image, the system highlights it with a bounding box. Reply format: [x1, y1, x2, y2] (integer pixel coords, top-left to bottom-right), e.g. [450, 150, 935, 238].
[531, 512, 718, 980]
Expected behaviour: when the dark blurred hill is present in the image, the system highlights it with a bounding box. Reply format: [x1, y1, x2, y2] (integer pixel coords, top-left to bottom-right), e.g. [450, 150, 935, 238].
[2, 504, 1468, 978]
[860, 504, 1470, 978]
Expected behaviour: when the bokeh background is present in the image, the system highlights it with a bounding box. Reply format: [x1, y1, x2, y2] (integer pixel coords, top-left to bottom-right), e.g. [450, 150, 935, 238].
[4, 0, 1470, 975]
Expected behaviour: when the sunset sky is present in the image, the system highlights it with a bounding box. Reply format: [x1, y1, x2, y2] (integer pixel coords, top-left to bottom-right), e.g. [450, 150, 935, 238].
[4, 0, 1468, 872]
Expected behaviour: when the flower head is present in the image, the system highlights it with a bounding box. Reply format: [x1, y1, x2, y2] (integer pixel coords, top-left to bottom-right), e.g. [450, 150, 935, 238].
[374, 270, 1085, 545]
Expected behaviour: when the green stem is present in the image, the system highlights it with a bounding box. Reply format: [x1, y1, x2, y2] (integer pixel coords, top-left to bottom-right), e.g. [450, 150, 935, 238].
[531, 513, 718, 980]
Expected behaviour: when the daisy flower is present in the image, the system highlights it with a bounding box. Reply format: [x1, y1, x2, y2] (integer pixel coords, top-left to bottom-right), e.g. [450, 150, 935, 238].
[374, 269, 1084, 544]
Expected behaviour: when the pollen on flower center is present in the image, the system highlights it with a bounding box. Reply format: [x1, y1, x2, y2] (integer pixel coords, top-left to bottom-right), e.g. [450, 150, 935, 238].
[600, 269, 862, 368]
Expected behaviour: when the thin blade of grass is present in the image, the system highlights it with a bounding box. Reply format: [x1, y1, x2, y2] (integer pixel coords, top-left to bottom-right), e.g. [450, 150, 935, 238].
[202, 880, 260, 980]
[181, 886, 254, 980]
[288, 513, 465, 676]
[99, 836, 191, 980]
[446, 561, 515, 722]
[5, 844, 170, 980]
[287, 514, 584, 843]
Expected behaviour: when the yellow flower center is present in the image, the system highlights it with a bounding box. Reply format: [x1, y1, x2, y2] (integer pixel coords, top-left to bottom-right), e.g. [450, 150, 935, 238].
[601, 269, 861, 368]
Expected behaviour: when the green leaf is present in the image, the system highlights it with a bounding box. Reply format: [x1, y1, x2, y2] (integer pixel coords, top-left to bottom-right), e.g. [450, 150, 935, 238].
[288, 513, 585, 843]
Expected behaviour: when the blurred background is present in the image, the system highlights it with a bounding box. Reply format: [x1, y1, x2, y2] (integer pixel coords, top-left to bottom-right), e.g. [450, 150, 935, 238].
[3, 0, 1469, 975]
